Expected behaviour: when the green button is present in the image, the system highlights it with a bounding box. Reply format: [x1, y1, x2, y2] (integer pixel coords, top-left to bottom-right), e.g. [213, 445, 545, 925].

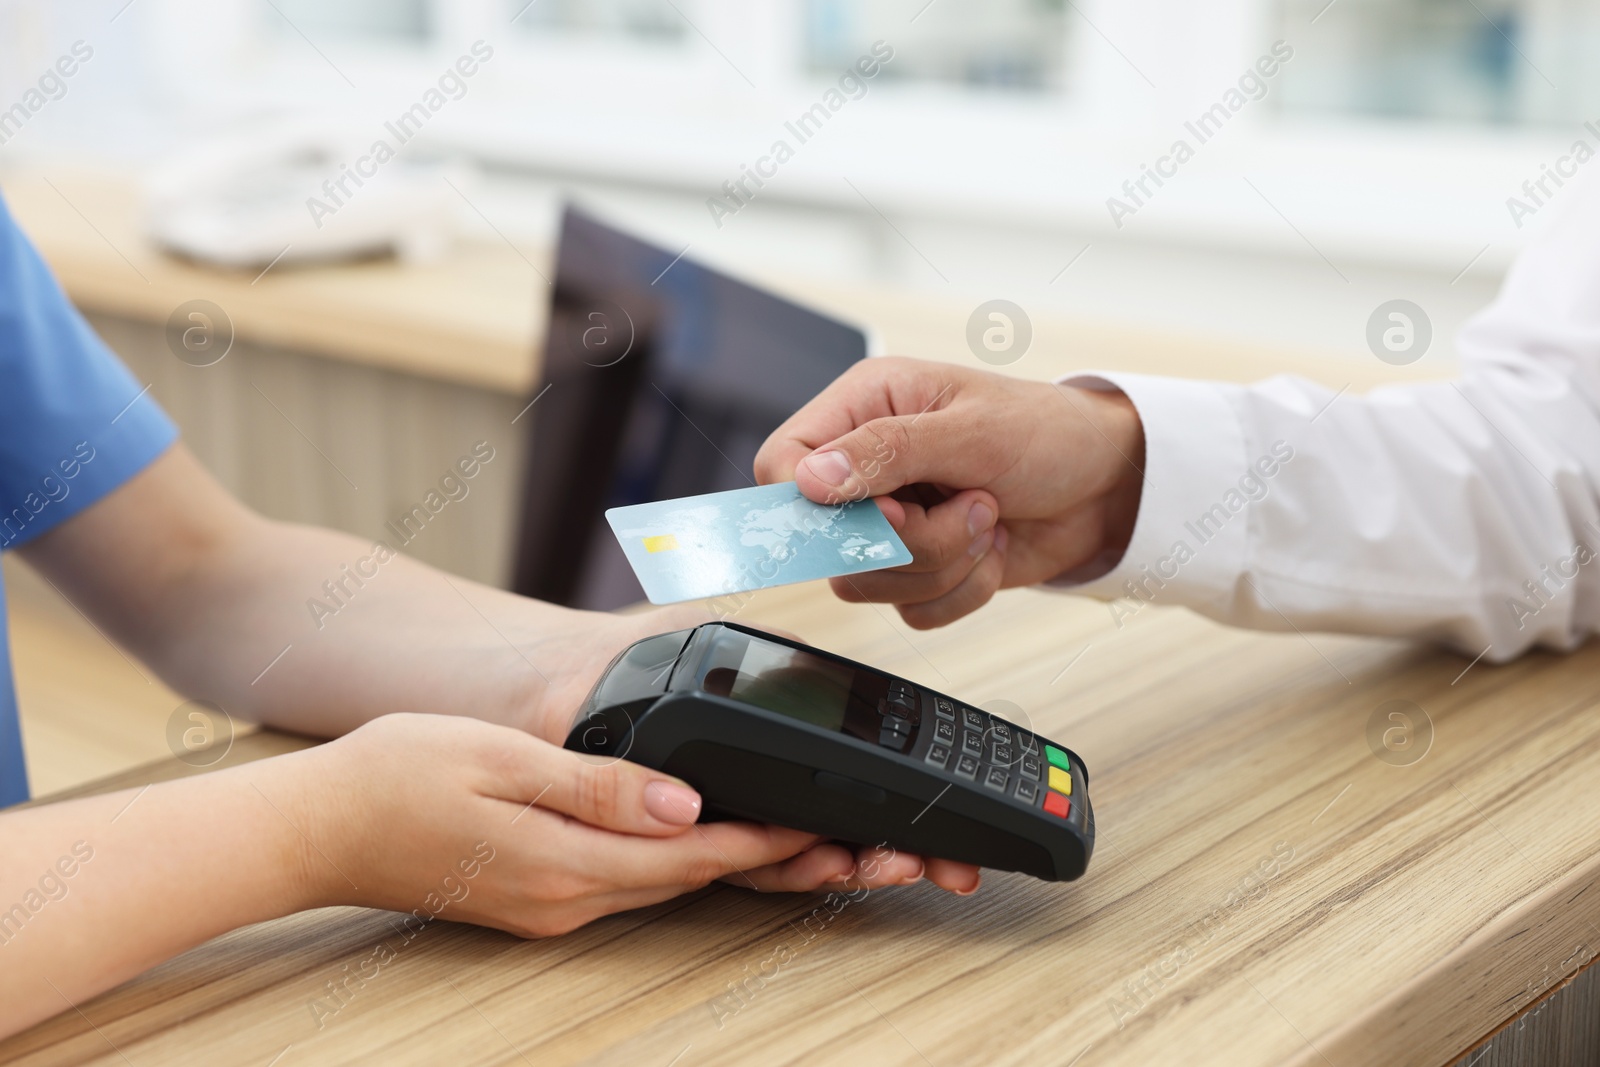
[1045, 744, 1071, 771]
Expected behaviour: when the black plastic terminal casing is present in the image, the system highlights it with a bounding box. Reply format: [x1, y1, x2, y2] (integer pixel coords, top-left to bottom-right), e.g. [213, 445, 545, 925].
[564, 622, 1094, 882]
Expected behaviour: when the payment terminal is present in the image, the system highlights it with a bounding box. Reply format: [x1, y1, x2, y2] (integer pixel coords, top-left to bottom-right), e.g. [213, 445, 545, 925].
[564, 622, 1094, 882]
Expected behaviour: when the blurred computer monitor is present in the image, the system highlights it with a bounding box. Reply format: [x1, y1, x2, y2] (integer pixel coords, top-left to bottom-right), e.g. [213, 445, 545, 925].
[511, 205, 870, 610]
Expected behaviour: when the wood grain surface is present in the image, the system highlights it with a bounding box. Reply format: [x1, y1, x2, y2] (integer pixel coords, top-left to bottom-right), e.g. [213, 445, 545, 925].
[5, 580, 1599, 1067]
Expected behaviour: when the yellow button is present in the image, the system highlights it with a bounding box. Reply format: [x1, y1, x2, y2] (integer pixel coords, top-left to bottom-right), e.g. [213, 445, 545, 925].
[1048, 766, 1072, 795]
[643, 534, 679, 553]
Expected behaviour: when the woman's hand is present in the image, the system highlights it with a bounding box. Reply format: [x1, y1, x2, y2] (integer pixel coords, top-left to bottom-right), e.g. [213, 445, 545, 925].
[754, 357, 1146, 628]
[0, 711, 848, 1035]
[286, 713, 858, 936]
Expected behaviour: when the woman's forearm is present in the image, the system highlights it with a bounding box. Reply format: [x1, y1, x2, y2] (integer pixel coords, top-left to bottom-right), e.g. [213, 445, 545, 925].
[0, 755, 320, 1037]
[18, 447, 584, 740]
[140, 516, 569, 737]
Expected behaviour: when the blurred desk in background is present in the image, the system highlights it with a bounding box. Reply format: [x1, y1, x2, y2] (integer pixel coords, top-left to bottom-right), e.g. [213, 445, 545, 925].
[3, 168, 539, 592]
[4, 170, 543, 394]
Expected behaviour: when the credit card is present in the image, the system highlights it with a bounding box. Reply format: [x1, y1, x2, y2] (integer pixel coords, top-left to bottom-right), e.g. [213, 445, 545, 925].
[606, 481, 912, 605]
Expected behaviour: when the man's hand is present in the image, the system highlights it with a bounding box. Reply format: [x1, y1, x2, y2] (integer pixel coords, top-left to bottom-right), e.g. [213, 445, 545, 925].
[755, 357, 1146, 628]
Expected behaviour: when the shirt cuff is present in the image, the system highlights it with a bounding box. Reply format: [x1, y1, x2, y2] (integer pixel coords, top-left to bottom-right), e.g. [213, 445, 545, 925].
[1048, 371, 1253, 617]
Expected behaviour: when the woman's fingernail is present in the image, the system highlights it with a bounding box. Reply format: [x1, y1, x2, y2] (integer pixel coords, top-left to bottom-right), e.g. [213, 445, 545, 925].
[644, 781, 702, 825]
[967, 501, 994, 538]
[900, 860, 926, 885]
[956, 877, 981, 897]
[968, 527, 995, 559]
[803, 450, 853, 489]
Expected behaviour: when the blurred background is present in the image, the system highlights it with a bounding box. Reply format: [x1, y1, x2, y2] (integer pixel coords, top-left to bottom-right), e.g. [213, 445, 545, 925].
[1, 0, 1593, 787]
[4, 0, 1585, 359]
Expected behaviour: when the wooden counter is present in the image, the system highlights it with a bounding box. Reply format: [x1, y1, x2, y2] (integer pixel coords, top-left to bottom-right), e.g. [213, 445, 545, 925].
[5, 577, 1599, 1066]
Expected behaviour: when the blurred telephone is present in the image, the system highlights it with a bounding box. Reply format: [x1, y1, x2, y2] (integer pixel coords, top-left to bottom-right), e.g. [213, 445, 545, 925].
[143, 119, 467, 270]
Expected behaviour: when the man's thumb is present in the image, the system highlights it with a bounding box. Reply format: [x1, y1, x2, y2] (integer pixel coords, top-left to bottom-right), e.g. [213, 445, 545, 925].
[794, 414, 932, 504]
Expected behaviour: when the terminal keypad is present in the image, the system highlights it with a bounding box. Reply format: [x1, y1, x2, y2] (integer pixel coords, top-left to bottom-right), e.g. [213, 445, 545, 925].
[909, 693, 1080, 823]
[867, 682, 1080, 825]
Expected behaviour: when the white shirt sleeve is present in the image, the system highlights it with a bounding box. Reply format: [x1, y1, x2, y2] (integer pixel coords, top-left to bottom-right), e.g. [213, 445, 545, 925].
[1054, 178, 1600, 662]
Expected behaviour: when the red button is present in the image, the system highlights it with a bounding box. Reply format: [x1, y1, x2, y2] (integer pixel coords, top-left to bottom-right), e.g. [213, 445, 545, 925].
[1043, 792, 1071, 819]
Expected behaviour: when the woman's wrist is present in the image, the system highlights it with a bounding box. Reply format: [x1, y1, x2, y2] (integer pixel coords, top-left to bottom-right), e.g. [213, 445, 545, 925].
[247, 745, 360, 912]
[517, 606, 720, 745]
